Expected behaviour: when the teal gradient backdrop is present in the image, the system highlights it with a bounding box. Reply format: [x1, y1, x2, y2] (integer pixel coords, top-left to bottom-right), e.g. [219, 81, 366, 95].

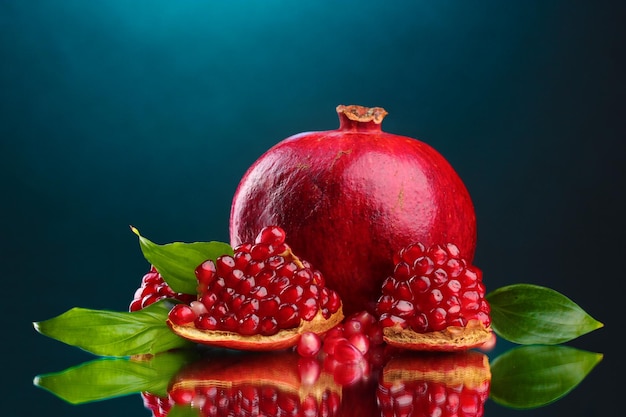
[1, 1, 623, 416]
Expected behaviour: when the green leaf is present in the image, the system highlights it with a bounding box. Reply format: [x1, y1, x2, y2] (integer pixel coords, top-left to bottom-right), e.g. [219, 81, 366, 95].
[33, 349, 198, 404]
[490, 345, 603, 409]
[131, 226, 233, 294]
[486, 283, 603, 344]
[33, 301, 192, 356]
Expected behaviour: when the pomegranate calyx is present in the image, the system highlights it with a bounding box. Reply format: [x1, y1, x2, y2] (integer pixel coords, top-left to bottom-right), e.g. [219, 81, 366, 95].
[336, 104, 388, 124]
[168, 307, 344, 351]
[382, 319, 492, 352]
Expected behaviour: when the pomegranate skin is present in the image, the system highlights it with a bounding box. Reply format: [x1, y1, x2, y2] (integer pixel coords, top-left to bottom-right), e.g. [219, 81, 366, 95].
[230, 105, 476, 315]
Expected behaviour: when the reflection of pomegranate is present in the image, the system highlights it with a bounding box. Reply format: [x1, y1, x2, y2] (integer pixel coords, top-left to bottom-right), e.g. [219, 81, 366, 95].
[378, 351, 491, 417]
[143, 351, 344, 417]
[230, 105, 476, 315]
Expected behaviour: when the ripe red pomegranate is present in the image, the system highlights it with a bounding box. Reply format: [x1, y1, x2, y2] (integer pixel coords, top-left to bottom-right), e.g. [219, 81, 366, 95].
[230, 105, 476, 315]
[376, 242, 491, 351]
[378, 351, 491, 417]
[167, 226, 344, 351]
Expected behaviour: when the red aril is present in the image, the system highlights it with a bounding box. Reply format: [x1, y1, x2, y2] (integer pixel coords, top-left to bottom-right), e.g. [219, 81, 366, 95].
[230, 105, 476, 315]
[129, 265, 195, 312]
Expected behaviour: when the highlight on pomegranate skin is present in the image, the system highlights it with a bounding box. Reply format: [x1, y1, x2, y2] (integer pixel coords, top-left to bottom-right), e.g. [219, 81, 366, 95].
[376, 242, 492, 351]
[166, 226, 344, 350]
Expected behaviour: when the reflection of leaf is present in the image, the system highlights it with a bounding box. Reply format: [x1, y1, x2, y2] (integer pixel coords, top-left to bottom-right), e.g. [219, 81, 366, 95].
[131, 226, 233, 294]
[168, 405, 200, 417]
[487, 283, 603, 344]
[33, 349, 198, 404]
[33, 301, 192, 356]
[490, 345, 603, 409]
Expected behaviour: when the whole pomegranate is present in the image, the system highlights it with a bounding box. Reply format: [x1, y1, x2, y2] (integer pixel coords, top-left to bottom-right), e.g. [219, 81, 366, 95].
[230, 105, 476, 315]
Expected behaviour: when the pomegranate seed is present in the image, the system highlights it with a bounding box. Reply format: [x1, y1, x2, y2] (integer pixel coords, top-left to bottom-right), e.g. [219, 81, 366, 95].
[189, 300, 208, 316]
[215, 255, 236, 275]
[238, 298, 260, 318]
[259, 316, 279, 336]
[429, 307, 447, 331]
[129, 299, 142, 312]
[409, 275, 431, 294]
[250, 243, 272, 261]
[236, 276, 256, 294]
[347, 333, 370, 355]
[276, 304, 300, 328]
[296, 332, 322, 357]
[276, 262, 298, 277]
[238, 314, 260, 335]
[200, 292, 218, 310]
[379, 313, 406, 329]
[299, 297, 319, 321]
[323, 289, 341, 313]
[393, 300, 414, 317]
[141, 293, 162, 308]
[255, 226, 286, 246]
[258, 295, 280, 317]
[221, 313, 238, 331]
[428, 245, 448, 265]
[342, 318, 363, 337]
[393, 262, 411, 281]
[432, 268, 448, 286]
[376, 294, 394, 313]
[332, 339, 363, 363]
[280, 285, 304, 304]
[195, 260, 217, 286]
[445, 258, 465, 277]
[312, 270, 325, 287]
[168, 304, 196, 325]
[401, 243, 425, 262]
[195, 314, 218, 330]
[246, 260, 265, 276]
[294, 269, 313, 285]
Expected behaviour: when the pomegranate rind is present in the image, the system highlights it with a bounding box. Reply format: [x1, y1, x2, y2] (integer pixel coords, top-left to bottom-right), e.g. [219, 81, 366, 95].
[167, 307, 344, 351]
[382, 319, 492, 352]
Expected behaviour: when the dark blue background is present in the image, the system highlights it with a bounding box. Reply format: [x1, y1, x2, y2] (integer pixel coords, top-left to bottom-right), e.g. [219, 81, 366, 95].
[1, 1, 623, 416]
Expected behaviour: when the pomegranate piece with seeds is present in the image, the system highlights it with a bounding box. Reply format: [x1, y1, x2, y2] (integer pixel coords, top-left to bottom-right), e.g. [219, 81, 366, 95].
[376, 242, 492, 351]
[167, 226, 344, 351]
